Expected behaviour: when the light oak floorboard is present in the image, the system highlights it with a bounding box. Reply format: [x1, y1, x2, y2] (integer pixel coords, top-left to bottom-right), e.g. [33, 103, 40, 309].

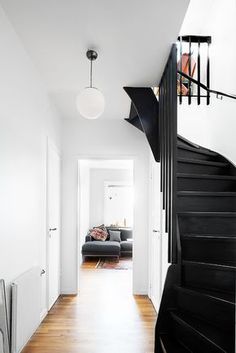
[22, 259, 157, 353]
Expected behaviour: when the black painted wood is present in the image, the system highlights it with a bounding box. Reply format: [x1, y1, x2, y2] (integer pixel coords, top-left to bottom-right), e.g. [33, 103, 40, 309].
[177, 145, 219, 161]
[177, 158, 229, 174]
[123, 44, 236, 353]
[177, 191, 236, 212]
[125, 102, 144, 132]
[177, 174, 236, 192]
[156, 99, 236, 353]
[160, 334, 190, 352]
[171, 312, 233, 353]
[175, 286, 235, 330]
[182, 262, 236, 295]
[181, 235, 236, 266]
[123, 87, 160, 161]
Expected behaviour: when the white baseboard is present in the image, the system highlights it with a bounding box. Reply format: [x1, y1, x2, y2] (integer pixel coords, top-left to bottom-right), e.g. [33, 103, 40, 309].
[60, 290, 78, 295]
[40, 308, 48, 322]
[133, 289, 148, 295]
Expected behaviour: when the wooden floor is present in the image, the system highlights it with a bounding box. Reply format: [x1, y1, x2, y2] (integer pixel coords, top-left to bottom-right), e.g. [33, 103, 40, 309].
[22, 258, 157, 353]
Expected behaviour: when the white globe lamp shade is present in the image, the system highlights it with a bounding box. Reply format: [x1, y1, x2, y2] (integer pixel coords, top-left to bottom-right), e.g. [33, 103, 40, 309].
[76, 87, 105, 119]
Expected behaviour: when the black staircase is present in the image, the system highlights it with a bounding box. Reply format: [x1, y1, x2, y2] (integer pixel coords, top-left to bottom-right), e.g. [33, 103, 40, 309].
[124, 42, 236, 352]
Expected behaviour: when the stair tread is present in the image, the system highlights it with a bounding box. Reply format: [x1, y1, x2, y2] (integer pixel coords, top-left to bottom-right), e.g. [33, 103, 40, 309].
[177, 173, 236, 180]
[175, 285, 235, 305]
[178, 158, 228, 167]
[171, 311, 232, 352]
[176, 285, 235, 304]
[177, 135, 202, 149]
[178, 211, 236, 216]
[178, 191, 236, 196]
[182, 234, 236, 240]
[177, 144, 218, 156]
[183, 260, 236, 271]
[160, 334, 191, 352]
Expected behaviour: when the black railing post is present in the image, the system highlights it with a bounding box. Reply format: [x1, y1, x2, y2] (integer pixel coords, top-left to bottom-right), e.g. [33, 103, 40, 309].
[207, 39, 210, 105]
[188, 37, 192, 105]
[197, 39, 201, 105]
[179, 36, 183, 105]
[158, 44, 178, 264]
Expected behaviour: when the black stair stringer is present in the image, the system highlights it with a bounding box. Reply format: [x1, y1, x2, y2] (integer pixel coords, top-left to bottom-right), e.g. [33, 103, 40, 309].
[123, 87, 160, 162]
[125, 102, 144, 132]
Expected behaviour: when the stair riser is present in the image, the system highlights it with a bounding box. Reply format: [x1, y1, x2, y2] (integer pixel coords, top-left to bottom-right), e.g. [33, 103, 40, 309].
[183, 264, 236, 295]
[177, 196, 236, 212]
[179, 215, 236, 235]
[177, 178, 236, 192]
[172, 317, 225, 353]
[182, 238, 236, 266]
[178, 162, 229, 175]
[177, 148, 218, 161]
[176, 289, 234, 330]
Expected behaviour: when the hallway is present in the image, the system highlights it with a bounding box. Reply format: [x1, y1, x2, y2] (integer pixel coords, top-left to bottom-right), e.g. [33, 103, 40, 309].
[22, 261, 157, 353]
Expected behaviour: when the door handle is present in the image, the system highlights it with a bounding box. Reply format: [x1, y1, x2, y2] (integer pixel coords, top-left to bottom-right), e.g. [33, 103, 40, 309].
[49, 228, 57, 231]
[153, 229, 160, 233]
[41, 269, 46, 276]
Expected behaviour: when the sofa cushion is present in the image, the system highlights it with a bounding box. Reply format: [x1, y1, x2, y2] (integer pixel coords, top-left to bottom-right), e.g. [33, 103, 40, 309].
[120, 241, 133, 252]
[105, 227, 132, 241]
[120, 229, 132, 241]
[90, 227, 108, 241]
[82, 241, 120, 255]
[108, 230, 121, 242]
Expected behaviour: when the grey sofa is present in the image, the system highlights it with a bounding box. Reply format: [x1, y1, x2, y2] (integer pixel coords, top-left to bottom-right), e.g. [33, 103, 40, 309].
[82, 227, 133, 259]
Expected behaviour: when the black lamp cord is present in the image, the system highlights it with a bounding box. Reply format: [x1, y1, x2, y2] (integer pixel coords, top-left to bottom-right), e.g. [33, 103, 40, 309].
[90, 59, 93, 88]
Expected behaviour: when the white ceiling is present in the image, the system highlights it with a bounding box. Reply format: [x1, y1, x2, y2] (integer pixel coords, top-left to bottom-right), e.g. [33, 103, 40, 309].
[0, 0, 189, 119]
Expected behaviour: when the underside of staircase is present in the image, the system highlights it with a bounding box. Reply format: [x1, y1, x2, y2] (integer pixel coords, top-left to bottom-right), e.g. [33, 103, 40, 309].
[124, 43, 236, 352]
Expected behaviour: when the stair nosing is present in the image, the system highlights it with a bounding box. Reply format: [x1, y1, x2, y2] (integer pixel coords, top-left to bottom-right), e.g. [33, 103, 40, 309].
[178, 191, 236, 196]
[171, 312, 229, 353]
[175, 285, 235, 306]
[178, 158, 228, 167]
[178, 211, 236, 217]
[177, 144, 217, 156]
[181, 234, 236, 240]
[182, 260, 236, 271]
[177, 173, 236, 180]
[160, 334, 192, 353]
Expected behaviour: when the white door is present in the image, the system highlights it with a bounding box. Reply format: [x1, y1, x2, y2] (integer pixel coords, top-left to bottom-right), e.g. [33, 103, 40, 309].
[47, 140, 60, 310]
[149, 161, 162, 312]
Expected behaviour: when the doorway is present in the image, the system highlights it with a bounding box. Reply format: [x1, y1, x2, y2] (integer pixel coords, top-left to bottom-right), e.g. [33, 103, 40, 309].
[78, 159, 134, 289]
[46, 139, 61, 310]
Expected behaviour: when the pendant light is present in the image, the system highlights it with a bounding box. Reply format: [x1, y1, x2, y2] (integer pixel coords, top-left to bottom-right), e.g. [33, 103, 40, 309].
[76, 50, 105, 119]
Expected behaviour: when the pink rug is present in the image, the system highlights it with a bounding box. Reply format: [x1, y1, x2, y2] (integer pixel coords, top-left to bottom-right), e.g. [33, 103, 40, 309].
[96, 258, 132, 270]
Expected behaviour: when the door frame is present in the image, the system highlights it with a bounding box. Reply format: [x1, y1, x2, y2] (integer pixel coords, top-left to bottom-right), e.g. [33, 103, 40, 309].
[77, 155, 135, 292]
[148, 157, 162, 312]
[46, 138, 61, 311]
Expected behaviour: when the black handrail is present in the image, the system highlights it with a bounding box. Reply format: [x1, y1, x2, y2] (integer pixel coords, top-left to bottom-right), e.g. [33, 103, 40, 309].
[178, 70, 236, 100]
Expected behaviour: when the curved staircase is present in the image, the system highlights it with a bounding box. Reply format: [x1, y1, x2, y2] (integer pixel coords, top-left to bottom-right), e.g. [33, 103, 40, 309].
[124, 43, 235, 352]
[156, 137, 236, 353]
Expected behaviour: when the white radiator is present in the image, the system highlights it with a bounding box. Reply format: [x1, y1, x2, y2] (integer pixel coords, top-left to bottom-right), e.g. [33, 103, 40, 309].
[11, 267, 41, 353]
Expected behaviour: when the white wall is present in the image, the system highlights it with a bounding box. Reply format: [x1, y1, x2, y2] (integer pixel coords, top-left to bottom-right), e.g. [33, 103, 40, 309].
[89, 168, 132, 228]
[78, 161, 90, 261]
[0, 5, 61, 317]
[179, 0, 236, 164]
[61, 119, 150, 295]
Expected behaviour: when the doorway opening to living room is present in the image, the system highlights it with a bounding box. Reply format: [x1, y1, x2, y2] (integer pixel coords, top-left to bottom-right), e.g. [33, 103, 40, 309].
[78, 159, 134, 291]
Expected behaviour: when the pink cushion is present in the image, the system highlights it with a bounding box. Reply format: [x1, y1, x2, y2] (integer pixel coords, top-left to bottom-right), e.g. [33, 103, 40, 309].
[90, 227, 108, 241]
